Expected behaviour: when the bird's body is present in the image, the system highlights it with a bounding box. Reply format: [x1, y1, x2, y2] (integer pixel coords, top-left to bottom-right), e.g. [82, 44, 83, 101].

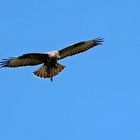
[0, 38, 103, 81]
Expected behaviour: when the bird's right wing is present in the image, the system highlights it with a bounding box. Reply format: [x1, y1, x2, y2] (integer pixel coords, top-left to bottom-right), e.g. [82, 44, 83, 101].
[58, 38, 103, 60]
[0, 53, 49, 68]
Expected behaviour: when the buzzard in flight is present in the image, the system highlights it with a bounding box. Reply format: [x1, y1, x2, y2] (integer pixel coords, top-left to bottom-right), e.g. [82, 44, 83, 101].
[0, 38, 103, 81]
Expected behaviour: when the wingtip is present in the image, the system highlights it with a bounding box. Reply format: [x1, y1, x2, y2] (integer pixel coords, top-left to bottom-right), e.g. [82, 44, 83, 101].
[94, 37, 104, 45]
[0, 61, 7, 68]
[0, 57, 15, 68]
[95, 37, 104, 41]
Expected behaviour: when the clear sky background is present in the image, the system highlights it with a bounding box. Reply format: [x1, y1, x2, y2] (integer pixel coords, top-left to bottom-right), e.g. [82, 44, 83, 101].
[0, 0, 140, 140]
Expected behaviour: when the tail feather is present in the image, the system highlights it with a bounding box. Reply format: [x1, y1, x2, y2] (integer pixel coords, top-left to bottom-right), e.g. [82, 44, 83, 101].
[33, 63, 65, 80]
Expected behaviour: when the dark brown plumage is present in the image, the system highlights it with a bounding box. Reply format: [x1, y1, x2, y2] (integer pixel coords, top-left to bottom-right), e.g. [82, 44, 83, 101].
[59, 38, 103, 59]
[0, 38, 103, 81]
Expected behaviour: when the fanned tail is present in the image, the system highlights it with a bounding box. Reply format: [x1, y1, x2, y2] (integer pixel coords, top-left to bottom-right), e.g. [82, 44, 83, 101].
[33, 63, 65, 81]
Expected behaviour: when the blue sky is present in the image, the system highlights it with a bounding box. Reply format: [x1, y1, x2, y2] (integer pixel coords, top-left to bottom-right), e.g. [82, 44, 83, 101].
[0, 0, 140, 140]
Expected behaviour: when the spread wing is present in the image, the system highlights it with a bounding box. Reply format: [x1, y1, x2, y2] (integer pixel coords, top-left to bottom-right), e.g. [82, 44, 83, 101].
[0, 53, 49, 68]
[58, 38, 103, 60]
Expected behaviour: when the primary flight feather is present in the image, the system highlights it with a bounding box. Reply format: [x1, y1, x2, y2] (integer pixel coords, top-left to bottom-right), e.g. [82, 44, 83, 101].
[0, 38, 103, 81]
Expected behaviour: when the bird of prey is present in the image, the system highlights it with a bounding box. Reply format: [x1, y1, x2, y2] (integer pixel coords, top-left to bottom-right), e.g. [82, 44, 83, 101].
[0, 38, 103, 81]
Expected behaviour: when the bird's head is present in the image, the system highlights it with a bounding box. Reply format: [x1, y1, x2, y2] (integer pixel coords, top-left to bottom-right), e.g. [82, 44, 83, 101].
[48, 51, 60, 59]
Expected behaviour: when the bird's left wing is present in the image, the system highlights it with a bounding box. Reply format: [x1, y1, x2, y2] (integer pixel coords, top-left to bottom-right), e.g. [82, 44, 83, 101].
[0, 53, 49, 68]
[58, 38, 103, 60]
